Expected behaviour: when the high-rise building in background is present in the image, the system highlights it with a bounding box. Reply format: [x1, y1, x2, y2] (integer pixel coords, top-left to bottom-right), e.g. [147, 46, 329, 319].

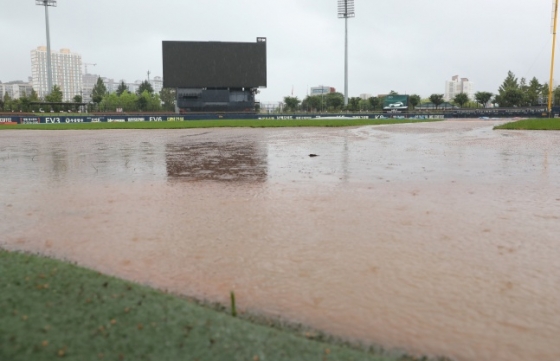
[0, 79, 34, 100]
[31, 46, 83, 101]
[444, 75, 474, 102]
[81, 73, 99, 103]
[150, 76, 163, 94]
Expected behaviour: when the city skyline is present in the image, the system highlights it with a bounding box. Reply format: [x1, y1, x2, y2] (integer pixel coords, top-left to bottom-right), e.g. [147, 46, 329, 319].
[0, 0, 555, 102]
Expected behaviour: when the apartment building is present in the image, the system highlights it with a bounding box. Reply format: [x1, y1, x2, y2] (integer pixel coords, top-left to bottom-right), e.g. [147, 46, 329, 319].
[444, 75, 474, 101]
[0, 80, 34, 99]
[31, 46, 83, 101]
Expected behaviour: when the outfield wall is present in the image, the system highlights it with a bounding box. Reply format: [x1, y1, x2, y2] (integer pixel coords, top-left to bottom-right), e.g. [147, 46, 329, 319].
[0, 107, 552, 125]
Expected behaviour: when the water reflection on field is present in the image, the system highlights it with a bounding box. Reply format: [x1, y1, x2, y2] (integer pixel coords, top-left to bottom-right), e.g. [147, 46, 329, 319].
[1, 120, 559, 361]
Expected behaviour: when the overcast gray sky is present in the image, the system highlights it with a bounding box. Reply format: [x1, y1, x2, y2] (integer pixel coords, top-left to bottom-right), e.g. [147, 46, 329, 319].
[0, 0, 555, 102]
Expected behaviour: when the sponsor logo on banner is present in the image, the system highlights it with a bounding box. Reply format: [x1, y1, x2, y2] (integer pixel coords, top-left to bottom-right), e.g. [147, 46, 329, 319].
[167, 117, 185, 122]
[65, 118, 84, 123]
[149, 117, 163, 122]
[45, 117, 61, 123]
[22, 117, 40, 124]
[108, 119, 126, 122]
[0, 117, 14, 122]
[90, 118, 103, 123]
[128, 117, 145, 122]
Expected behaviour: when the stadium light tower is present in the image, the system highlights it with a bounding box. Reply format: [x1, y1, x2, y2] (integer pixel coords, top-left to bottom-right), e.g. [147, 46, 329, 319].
[36, 0, 57, 95]
[338, 0, 355, 107]
[549, 0, 559, 114]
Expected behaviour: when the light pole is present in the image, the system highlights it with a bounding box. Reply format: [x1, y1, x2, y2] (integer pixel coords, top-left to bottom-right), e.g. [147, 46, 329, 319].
[338, 0, 355, 107]
[549, 0, 558, 115]
[36, 0, 57, 96]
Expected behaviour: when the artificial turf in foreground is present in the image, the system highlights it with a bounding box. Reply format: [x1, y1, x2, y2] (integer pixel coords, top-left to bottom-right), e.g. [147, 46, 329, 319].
[0, 250, 449, 361]
[0, 118, 441, 130]
[494, 118, 560, 130]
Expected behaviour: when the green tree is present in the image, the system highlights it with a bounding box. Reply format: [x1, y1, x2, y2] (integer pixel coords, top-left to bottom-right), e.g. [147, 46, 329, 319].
[526, 77, 542, 106]
[11, 98, 22, 112]
[474, 91, 493, 108]
[301, 95, 321, 112]
[408, 94, 421, 109]
[160, 88, 176, 111]
[501, 88, 524, 107]
[453, 93, 469, 108]
[45, 85, 63, 112]
[542, 83, 550, 106]
[358, 99, 371, 111]
[283, 96, 300, 112]
[46, 85, 63, 102]
[429, 94, 444, 109]
[29, 89, 40, 112]
[120, 91, 138, 111]
[19, 94, 31, 112]
[146, 92, 162, 111]
[368, 97, 380, 110]
[116, 81, 129, 96]
[136, 80, 154, 95]
[3, 92, 12, 111]
[325, 92, 344, 111]
[91, 77, 107, 105]
[100, 93, 120, 111]
[498, 71, 519, 92]
[497, 71, 522, 107]
[519, 77, 528, 106]
[136, 95, 148, 111]
[347, 97, 361, 112]
[70, 95, 82, 112]
[553, 86, 560, 106]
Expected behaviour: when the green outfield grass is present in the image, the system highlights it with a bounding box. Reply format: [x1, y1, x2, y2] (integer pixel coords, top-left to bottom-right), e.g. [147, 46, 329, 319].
[494, 118, 560, 130]
[0, 118, 441, 130]
[0, 250, 451, 361]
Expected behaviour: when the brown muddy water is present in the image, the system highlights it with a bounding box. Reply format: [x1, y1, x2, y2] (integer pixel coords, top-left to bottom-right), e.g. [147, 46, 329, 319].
[1, 120, 559, 361]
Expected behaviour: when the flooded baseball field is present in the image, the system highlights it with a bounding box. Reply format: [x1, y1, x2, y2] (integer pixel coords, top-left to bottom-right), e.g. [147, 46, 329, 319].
[1, 120, 559, 361]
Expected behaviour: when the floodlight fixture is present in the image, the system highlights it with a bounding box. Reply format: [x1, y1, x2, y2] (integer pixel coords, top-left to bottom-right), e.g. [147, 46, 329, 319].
[338, 0, 354, 107]
[36, 0, 57, 6]
[338, 0, 355, 19]
[36, 0, 57, 95]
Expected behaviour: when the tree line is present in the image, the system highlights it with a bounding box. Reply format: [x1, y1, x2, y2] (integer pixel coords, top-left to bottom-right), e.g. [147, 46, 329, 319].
[2, 71, 560, 113]
[280, 71, 560, 112]
[0, 77, 176, 113]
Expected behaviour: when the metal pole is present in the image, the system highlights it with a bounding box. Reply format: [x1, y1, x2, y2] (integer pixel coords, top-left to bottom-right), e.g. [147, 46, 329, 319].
[44, 3, 54, 95]
[549, 0, 559, 114]
[344, 16, 349, 107]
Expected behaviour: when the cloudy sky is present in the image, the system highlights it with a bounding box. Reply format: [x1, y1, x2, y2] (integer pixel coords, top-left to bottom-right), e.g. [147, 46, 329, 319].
[0, 0, 555, 102]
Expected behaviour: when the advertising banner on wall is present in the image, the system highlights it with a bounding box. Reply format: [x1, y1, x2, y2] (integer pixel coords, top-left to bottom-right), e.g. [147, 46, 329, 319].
[0, 116, 19, 125]
[383, 95, 409, 110]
